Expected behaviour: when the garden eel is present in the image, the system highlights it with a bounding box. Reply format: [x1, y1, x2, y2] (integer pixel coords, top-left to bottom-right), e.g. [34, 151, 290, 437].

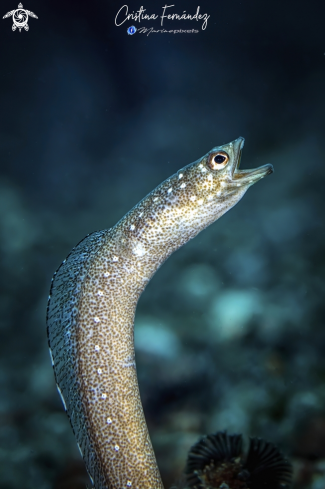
[47, 137, 273, 489]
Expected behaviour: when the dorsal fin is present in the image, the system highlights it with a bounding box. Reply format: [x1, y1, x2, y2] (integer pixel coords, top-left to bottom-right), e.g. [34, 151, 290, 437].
[47, 229, 110, 488]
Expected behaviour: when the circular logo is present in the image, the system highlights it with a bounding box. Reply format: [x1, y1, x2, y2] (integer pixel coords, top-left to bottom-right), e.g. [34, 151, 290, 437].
[127, 26, 137, 35]
[13, 8, 28, 28]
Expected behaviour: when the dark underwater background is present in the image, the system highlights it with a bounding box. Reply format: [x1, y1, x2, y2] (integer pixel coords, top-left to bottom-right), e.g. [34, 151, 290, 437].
[0, 0, 325, 488]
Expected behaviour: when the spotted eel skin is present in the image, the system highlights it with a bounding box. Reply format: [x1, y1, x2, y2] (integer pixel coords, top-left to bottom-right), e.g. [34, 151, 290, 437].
[47, 137, 273, 489]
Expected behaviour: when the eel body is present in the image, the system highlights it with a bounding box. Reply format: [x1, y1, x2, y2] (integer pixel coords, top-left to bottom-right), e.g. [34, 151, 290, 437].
[46, 138, 273, 489]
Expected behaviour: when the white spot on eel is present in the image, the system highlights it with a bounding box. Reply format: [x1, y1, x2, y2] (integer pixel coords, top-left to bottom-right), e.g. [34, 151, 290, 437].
[46, 138, 273, 489]
[133, 242, 146, 257]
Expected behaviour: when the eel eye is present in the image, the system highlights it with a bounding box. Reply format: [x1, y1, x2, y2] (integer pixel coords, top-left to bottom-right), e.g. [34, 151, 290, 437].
[208, 151, 229, 170]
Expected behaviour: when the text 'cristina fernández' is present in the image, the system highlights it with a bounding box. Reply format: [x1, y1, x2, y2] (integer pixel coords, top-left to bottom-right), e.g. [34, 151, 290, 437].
[115, 5, 210, 31]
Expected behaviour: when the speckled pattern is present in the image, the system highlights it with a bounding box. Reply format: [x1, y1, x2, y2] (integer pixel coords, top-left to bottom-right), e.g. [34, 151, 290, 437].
[46, 138, 273, 489]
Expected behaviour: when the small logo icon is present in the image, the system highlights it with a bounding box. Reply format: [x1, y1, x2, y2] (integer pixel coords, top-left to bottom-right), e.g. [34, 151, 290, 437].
[3, 3, 38, 32]
[127, 26, 137, 35]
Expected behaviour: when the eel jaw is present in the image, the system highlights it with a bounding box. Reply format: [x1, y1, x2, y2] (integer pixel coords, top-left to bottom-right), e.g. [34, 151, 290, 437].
[233, 163, 274, 185]
[230, 137, 274, 185]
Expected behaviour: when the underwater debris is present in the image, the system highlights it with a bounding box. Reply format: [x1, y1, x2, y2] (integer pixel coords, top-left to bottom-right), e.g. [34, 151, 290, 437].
[184, 431, 292, 489]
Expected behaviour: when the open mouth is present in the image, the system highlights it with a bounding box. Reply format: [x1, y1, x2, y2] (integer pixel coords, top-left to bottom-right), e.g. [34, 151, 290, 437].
[236, 147, 243, 170]
[229, 137, 244, 176]
[232, 138, 274, 184]
[233, 162, 274, 184]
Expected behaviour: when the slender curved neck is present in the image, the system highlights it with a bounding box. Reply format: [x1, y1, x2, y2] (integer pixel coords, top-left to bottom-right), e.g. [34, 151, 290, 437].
[74, 186, 209, 487]
[47, 138, 273, 488]
[76, 225, 165, 489]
